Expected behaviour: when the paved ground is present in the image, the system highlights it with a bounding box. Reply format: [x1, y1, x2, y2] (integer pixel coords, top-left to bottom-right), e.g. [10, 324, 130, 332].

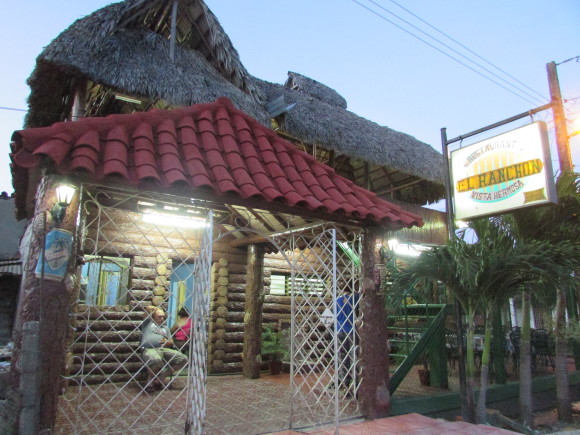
[270, 413, 518, 434]
[54, 366, 567, 434]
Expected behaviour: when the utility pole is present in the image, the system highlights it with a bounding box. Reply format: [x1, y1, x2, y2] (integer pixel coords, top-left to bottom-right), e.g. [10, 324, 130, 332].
[546, 61, 572, 172]
[547, 60, 578, 419]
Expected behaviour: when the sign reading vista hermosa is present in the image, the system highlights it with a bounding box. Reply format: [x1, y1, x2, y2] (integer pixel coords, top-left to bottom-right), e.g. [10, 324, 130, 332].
[450, 122, 557, 220]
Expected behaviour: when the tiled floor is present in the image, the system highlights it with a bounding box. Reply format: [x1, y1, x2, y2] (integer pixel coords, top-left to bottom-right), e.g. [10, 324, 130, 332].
[270, 413, 518, 434]
[54, 373, 519, 434]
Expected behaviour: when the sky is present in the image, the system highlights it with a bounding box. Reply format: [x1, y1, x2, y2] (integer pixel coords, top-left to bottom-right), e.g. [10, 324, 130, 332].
[1, 0, 579, 201]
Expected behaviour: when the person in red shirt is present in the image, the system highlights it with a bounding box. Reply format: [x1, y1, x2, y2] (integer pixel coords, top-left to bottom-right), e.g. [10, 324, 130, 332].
[171, 307, 192, 354]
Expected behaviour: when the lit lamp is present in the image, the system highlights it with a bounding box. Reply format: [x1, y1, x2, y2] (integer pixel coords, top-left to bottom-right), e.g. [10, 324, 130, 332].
[51, 184, 76, 223]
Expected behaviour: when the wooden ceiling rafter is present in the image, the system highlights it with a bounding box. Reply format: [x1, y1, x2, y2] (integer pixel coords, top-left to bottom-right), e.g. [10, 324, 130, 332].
[377, 177, 424, 195]
[240, 206, 276, 234]
[229, 220, 323, 249]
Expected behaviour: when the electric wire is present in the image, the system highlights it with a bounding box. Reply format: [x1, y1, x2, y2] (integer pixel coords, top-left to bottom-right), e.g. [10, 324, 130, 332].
[382, 0, 548, 103]
[0, 106, 27, 112]
[350, 0, 544, 106]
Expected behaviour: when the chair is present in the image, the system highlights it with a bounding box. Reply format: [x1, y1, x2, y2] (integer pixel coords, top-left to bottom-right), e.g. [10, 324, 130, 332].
[531, 328, 555, 371]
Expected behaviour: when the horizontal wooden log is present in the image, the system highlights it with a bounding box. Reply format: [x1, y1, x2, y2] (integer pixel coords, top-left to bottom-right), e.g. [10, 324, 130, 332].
[263, 258, 294, 270]
[76, 330, 141, 343]
[227, 301, 245, 312]
[221, 263, 247, 274]
[132, 266, 157, 280]
[263, 303, 291, 314]
[132, 255, 158, 268]
[224, 343, 243, 353]
[211, 248, 247, 264]
[226, 312, 290, 324]
[224, 331, 244, 343]
[92, 227, 202, 253]
[130, 300, 168, 311]
[228, 273, 247, 284]
[72, 342, 137, 354]
[264, 295, 292, 304]
[227, 293, 245, 303]
[71, 352, 142, 365]
[74, 305, 145, 320]
[226, 312, 244, 323]
[227, 284, 247, 293]
[127, 290, 154, 302]
[75, 320, 141, 331]
[223, 353, 242, 364]
[130, 279, 155, 291]
[224, 323, 245, 333]
[86, 240, 200, 262]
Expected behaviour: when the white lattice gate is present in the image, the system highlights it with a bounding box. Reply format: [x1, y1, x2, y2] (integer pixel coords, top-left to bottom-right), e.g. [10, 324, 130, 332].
[272, 226, 362, 432]
[56, 186, 213, 434]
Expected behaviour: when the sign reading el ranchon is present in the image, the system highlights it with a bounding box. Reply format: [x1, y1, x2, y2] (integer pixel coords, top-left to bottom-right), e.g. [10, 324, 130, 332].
[450, 122, 557, 220]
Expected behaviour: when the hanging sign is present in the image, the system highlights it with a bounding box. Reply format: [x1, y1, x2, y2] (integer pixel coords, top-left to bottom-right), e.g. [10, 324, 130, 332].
[320, 308, 334, 327]
[450, 121, 557, 220]
[35, 229, 73, 281]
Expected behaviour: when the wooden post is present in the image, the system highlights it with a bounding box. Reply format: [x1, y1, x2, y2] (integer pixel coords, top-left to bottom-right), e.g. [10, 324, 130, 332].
[358, 226, 391, 418]
[10, 175, 82, 432]
[242, 244, 264, 378]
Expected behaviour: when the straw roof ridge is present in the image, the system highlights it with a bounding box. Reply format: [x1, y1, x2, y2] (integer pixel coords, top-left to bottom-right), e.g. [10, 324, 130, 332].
[27, 28, 269, 128]
[25, 0, 267, 128]
[253, 76, 445, 184]
[286, 72, 347, 109]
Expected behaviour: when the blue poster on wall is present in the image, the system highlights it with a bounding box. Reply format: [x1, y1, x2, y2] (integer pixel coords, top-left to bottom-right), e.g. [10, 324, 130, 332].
[35, 229, 73, 281]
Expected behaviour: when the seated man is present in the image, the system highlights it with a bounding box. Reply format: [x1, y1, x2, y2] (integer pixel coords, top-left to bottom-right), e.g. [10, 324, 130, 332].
[140, 306, 188, 392]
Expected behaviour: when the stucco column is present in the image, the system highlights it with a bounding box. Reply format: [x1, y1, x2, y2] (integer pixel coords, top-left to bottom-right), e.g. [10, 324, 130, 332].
[10, 175, 82, 432]
[358, 226, 391, 418]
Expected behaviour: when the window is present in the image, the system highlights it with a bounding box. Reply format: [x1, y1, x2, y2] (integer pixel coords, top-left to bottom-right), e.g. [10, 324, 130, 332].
[270, 274, 325, 295]
[80, 256, 131, 306]
[168, 261, 195, 327]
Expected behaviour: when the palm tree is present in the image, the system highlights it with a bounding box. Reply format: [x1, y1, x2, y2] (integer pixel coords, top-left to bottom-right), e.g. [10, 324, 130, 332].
[390, 215, 580, 424]
[389, 236, 478, 422]
[467, 217, 579, 425]
[508, 171, 580, 421]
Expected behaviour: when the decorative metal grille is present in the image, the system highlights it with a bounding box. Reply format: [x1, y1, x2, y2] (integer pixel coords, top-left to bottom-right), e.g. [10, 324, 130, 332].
[271, 226, 362, 432]
[56, 186, 213, 434]
[186, 211, 213, 434]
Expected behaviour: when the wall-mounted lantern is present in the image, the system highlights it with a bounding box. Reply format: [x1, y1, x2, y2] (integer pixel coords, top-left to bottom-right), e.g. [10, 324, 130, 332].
[50, 184, 76, 223]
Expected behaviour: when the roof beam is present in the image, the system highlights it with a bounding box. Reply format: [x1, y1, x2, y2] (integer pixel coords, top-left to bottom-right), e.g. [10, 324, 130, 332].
[376, 178, 423, 195]
[229, 222, 324, 248]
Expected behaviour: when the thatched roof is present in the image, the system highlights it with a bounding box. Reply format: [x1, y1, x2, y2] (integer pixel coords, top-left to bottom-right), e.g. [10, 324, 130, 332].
[24, 0, 445, 203]
[255, 73, 445, 185]
[26, 0, 267, 128]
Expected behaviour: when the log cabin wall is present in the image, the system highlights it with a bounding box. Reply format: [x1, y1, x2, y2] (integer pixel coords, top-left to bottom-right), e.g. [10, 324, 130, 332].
[72, 204, 207, 383]
[73, 201, 342, 378]
[209, 247, 296, 374]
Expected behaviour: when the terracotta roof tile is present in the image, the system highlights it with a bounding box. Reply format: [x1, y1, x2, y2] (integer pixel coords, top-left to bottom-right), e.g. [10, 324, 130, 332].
[10, 98, 422, 228]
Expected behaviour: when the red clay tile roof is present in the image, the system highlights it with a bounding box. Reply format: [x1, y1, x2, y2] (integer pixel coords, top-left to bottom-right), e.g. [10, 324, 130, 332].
[11, 98, 422, 228]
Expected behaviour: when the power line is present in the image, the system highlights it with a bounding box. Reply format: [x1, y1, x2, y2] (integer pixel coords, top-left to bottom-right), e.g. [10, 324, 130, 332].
[557, 55, 580, 66]
[0, 106, 27, 113]
[350, 0, 546, 106]
[382, 0, 548, 103]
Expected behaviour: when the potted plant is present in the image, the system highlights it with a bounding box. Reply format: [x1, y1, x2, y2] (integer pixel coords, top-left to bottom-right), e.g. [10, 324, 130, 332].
[261, 325, 287, 375]
[418, 353, 430, 386]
